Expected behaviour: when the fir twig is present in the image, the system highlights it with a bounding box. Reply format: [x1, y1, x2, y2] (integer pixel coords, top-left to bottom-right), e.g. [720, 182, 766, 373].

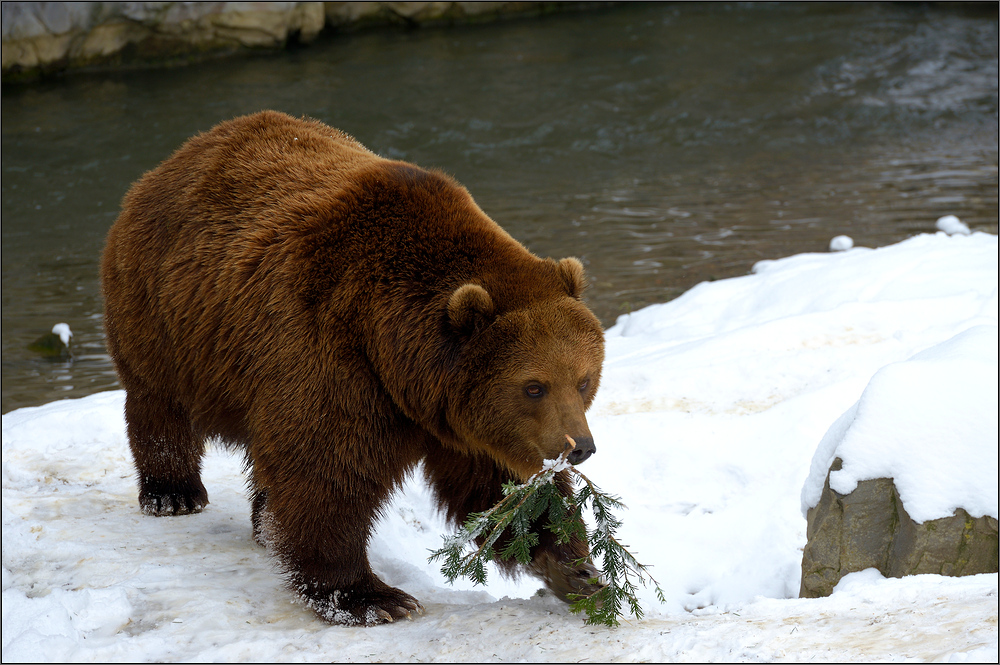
[428, 435, 665, 627]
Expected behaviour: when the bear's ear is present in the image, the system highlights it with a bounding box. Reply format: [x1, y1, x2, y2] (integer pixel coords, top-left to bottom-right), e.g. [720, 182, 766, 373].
[448, 283, 495, 337]
[558, 257, 587, 299]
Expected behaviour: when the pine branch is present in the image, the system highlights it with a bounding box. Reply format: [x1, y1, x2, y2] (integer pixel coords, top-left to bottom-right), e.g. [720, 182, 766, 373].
[428, 436, 666, 627]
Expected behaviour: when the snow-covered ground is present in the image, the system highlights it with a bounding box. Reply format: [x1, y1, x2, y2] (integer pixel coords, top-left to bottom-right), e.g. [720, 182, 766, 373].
[3, 229, 997, 662]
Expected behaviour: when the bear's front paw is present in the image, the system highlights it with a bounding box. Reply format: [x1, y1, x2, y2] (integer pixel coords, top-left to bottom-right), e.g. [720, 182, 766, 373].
[530, 549, 606, 604]
[304, 585, 425, 626]
[139, 488, 208, 516]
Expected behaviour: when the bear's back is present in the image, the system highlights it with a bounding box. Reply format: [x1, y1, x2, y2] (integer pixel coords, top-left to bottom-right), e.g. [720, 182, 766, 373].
[122, 111, 379, 236]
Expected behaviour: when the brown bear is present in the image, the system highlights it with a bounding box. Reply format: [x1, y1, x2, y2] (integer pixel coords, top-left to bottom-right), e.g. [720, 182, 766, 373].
[101, 110, 605, 626]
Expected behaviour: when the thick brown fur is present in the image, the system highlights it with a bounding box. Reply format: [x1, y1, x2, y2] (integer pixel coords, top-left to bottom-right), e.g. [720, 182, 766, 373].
[101, 110, 605, 625]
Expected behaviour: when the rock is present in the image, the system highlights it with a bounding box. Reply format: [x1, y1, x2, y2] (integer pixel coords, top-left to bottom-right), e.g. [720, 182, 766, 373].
[28, 323, 73, 359]
[800, 326, 998, 597]
[323, 2, 559, 29]
[3, 2, 598, 81]
[3, 2, 330, 80]
[800, 457, 999, 598]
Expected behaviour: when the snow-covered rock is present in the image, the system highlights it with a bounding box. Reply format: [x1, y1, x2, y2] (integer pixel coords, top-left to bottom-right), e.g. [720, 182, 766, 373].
[800, 326, 999, 597]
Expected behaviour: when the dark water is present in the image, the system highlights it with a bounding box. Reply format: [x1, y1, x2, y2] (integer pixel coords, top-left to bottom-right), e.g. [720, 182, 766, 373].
[2, 3, 997, 413]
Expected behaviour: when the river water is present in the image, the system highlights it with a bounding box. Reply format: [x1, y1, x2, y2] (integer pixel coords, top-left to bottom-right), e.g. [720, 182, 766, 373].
[2, 3, 997, 413]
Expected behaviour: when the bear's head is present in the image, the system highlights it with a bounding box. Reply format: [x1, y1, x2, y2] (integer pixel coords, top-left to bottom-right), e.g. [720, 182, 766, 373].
[446, 258, 605, 480]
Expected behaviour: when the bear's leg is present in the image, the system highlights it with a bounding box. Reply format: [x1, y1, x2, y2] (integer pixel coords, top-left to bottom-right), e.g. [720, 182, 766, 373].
[423, 449, 604, 602]
[124, 390, 208, 516]
[255, 468, 423, 625]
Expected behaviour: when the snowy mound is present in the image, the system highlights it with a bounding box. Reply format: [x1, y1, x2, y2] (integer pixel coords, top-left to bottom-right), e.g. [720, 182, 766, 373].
[936, 214, 972, 236]
[596, 232, 998, 419]
[802, 325, 999, 523]
[3, 232, 997, 661]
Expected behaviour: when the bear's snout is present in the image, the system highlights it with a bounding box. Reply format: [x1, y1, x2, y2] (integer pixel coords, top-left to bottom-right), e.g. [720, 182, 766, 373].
[567, 436, 596, 465]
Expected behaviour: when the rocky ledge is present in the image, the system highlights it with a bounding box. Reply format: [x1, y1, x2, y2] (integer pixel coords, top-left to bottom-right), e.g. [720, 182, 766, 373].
[2, 2, 587, 82]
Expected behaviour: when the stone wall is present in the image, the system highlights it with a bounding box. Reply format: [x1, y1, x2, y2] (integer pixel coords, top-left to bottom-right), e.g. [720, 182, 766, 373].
[1, 2, 586, 82]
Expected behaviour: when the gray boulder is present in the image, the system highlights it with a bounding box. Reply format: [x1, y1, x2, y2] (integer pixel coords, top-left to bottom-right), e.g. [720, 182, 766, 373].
[800, 457, 999, 598]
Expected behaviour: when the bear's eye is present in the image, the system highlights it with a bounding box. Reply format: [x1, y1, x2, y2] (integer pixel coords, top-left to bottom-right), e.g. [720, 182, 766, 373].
[579, 378, 589, 393]
[524, 384, 545, 399]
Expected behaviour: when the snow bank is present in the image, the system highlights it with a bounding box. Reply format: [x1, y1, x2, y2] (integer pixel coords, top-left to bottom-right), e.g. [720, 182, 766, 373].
[802, 325, 999, 522]
[3, 231, 997, 661]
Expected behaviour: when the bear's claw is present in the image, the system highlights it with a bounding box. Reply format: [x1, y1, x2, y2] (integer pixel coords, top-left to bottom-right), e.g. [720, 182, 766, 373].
[138, 477, 208, 516]
[139, 491, 208, 516]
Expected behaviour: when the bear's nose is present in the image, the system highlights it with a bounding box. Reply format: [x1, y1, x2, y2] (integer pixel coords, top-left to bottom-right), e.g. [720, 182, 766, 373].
[567, 436, 596, 465]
